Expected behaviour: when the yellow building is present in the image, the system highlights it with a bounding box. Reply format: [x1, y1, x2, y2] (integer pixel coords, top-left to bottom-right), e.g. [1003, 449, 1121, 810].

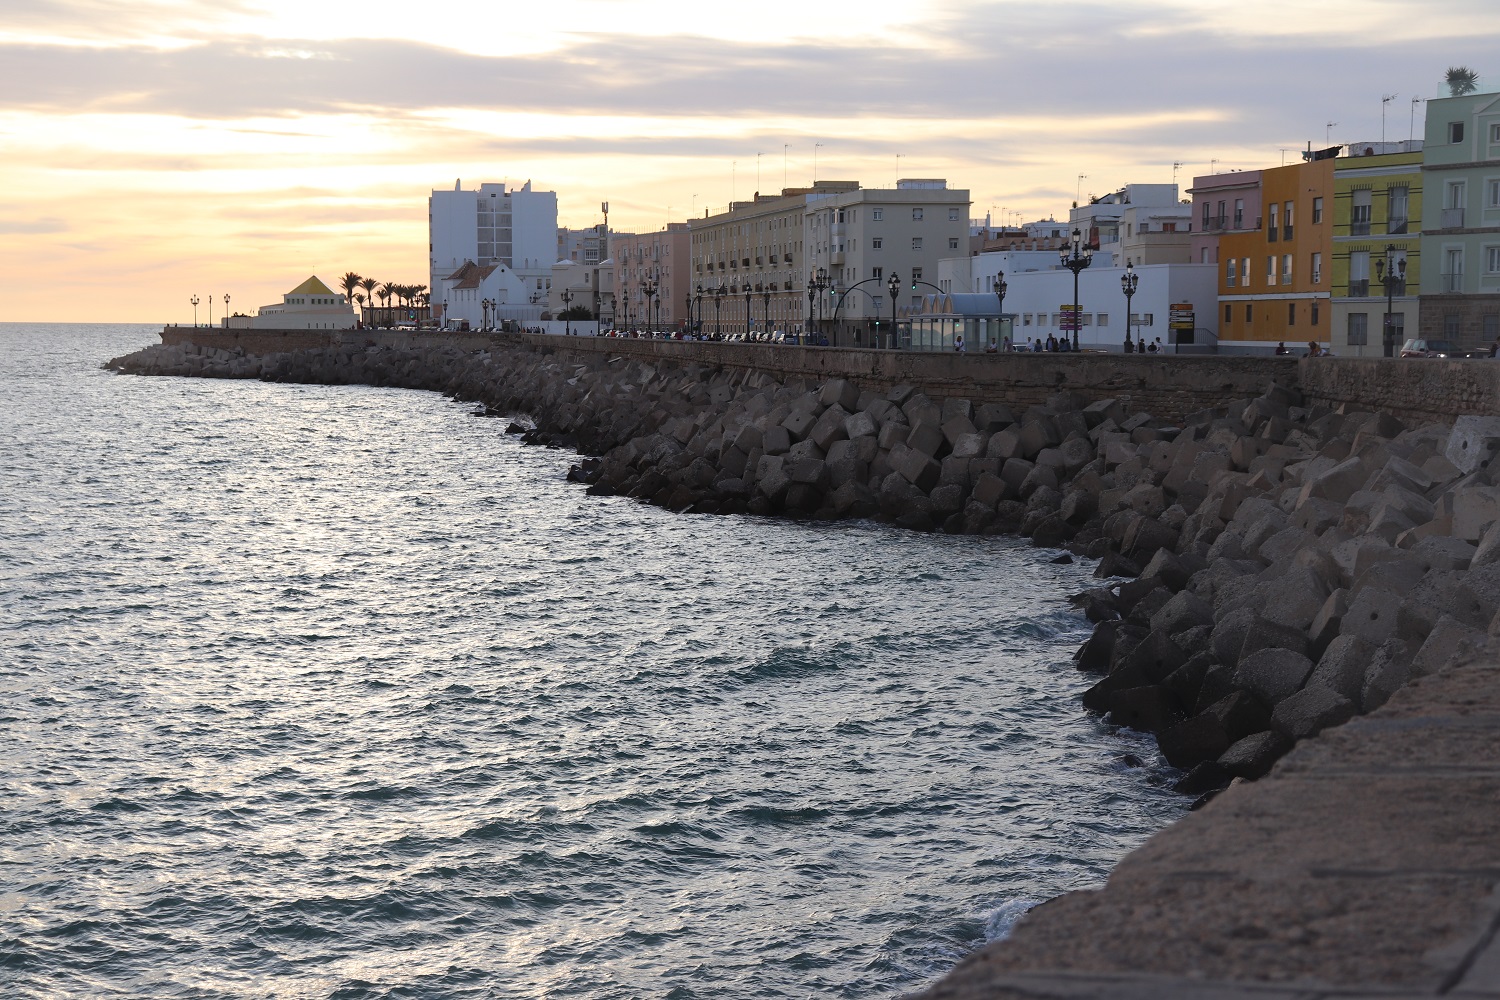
[1330, 145, 1423, 356]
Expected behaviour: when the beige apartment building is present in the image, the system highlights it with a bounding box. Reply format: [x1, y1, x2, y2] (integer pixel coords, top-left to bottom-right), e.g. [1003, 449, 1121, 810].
[689, 179, 970, 344]
[613, 223, 692, 332]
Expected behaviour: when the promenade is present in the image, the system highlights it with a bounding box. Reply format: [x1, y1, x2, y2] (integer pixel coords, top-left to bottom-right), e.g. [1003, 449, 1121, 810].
[915, 650, 1500, 999]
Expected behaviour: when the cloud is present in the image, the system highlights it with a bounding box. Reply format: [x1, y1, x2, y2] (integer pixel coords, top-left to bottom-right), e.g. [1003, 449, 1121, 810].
[0, 216, 69, 234]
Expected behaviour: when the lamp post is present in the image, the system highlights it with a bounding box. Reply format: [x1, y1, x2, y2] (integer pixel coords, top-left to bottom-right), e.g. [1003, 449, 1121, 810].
[743, 283, 752, 339]
[1375, 243, 1407, 358]
[480, 297, 489, 330]
[761, 284, 771, 341]
[886, 273, 901, 350]
[1058, 227, 1093, 350]
[190, 294, 199, 327]
[713, 283, 726, 339]
[807, 268, 830, 343]
[223, 293, 230, 328]
[694, 284, 704, 337]
[642, 274, 658, 334]
[208, 293, 213, 327]
[1120, 262, 1138, 353]
[560, 288, 573, 337]
[992, 271, 1008, 350]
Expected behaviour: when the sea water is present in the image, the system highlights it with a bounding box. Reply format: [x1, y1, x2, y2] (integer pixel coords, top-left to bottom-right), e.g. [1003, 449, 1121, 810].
[0, 324, 1184, 999]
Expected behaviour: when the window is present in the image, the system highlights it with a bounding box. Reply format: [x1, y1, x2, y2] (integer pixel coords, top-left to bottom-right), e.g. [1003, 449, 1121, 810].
[1388, 186, 1409, 233]
[1489, 179, 1500, 207]
[1234, 199, 1245, 228]
[1288, 302, 1297, 326]
[1486, 314, 1499, 339]
[912, 208, 924, 221]
[872, 208, 883, 221]
[948, 208, 960, 221]
[1242, 258, 1251, 285]
[911, 267, 923, 282]
[1312, 197, 1324, 224]
[1283, 202, 1294, 239]
[1225, 303, 1233, 322]
[1266, 256, 1276, 283]
[1450, 121, 1466, 143]
[948, 238, 960, 250]
[1351, 189, 1372, 235]
[837, 209, 846, 222]
[1350, 250, 1370, 296]
[1226, 258, 1237, 286]
[1311, 300, 1320, 326]
[1446, 247, 1465, 291]
[911, 237, 923, 251]
[1202, 201, 1211, 228]
[1445, 313, 1461, 337]
[1492, 124, 1500, 143]
[1142, 313, 1154, 327]
[1311, 252, 1323, 284]
[1448, 181, 1466, 208]
[1282, 254, 1293, 284]
[1245, 304, 1252, 321]
[1487, 246, 1500, 274]
[1347, 313, 1368, 345]
[1268, 202, 1279, 241]
[1097, 313, 1109, 327]
[872, 267, 883, 279]
[872, 238, 883, 250]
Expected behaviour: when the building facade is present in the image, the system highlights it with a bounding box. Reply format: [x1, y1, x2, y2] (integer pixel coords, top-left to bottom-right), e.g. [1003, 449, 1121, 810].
[1188, 170, 1263, 266]
[437, 261, 535, 330]
[1214, 158, 1335, 352]
[248, 276, 357, 330]
[1330, 145, 1423, 357]
[611, 223, 692, 332]
[428, 180, 557, 305]
[1419, 91, 1500, 349]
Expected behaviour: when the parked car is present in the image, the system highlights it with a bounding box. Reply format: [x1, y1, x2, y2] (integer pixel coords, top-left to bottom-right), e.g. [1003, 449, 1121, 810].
[1399, 338, 1479, 358]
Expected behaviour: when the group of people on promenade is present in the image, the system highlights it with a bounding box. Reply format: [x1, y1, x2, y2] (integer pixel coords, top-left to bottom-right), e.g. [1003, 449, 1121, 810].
[951, 334, 1166, 354]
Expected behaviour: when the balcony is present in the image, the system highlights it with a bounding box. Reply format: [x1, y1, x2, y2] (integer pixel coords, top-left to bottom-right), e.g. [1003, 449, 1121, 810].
[1283, 225, 1294, 240]
[1442, 208, 1466, 229]
[1387, 218, 1408, 235]
[1350, 221, 1371, 237]
[1349, 279, 1370, 296]
[1442, 272, 1465, 292]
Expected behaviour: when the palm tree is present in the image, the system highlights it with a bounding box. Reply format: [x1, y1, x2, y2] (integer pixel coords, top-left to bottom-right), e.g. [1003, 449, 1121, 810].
[378, 283, 394, 326]
[359, 277, 379, 325]
[339, 271, 362, 304]
[1447, 66, 1480, 97]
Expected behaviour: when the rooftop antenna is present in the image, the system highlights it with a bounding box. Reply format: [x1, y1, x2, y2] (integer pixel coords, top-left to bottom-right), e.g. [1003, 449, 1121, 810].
[783, 144, 788, 190]
[732, 161, 737, 204]
[1326, 121, 1337, 144]
[1076, 174, 1086, 204]
[1172, 161, 1183, 187]
[1280, 147, 1290, 166]
[1210, 158, 1218, 174]
[1410, 97, 1425, 143]
[756, 151, 762, 196]
[814, 142, 823, 184]
[1382, 94, 1397, 144]
[896, 153, 903, 183]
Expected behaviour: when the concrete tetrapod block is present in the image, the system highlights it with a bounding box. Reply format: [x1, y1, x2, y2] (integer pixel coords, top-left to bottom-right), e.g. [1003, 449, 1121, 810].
[781, 407, 816, 442]
[1452, 485, 1500, 542]
[1295, 455, 1370, 509]
[1409, 614, 1486, 678]
[761, 424, 791, 456]
[891, 443, 941, 492]
[1341, 587, 1403, 645]
[842, 410, 877, 441]
[971, 473, 1006, 508]
[1235, 647, 1315, 704]
[906, 420, 946, 458]
[809, 404, 850, 452]
[1308, 634, 1377, 707]
[1271, 683, 1356, 740]
[876, 420, 908, 451]
[949, 432, 986, 460]
[987, 428, 1023, 462]
[1216, 729, 1292, 779]
[818, 377, 860, 411]
[1445, 414, 1500, 474]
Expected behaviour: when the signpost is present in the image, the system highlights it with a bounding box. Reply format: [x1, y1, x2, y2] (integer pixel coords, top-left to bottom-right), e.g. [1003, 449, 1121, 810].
[1169, 302, 1195, 349]
[1059, 304, 1080, 333]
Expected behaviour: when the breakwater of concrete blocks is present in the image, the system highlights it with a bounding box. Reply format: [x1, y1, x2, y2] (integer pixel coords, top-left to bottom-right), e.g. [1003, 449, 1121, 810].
[107, 336, 1500, 801]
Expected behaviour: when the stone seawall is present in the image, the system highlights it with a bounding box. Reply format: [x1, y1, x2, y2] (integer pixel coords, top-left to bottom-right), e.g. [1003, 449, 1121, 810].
[160, 327, 1500, 426]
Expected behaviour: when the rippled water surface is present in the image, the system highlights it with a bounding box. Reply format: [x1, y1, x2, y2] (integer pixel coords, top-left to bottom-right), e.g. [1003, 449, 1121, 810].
[0, 324, 1184, 999]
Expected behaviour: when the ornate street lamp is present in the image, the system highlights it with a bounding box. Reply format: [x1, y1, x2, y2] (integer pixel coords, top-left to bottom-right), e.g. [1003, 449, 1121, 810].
[190, 294, 199, 327]
[208, 293, 213, 327]
[480, 297, 490, 330]
[713, 282, 727, 339]
[743, 283, 752, 339]
[222, 293, 230, 327]
[992, 271, 1008, 350]
[694, 283, 704, 337]
[560, 288, 573, 337]
[642, 273, 658, 334]
[1120, 262, 1138, 352]
[1058, 227, 1093, 350]
[886, 273, 901, 350]
[761, 284, 771, 341]
[807, 268, 831, 343]
[1375, 243, 1407, 357]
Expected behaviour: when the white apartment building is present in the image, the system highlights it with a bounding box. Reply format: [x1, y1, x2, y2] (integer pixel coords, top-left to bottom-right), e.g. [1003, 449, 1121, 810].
[997, 262, 1219, 351]
[805, 179, 971, 345]
[429, 180, 557, 305]
[1070, 184, 1185, 265]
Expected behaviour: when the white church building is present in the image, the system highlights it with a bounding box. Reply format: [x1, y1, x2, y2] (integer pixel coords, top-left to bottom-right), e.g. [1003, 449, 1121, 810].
[242, 276, 357, 329]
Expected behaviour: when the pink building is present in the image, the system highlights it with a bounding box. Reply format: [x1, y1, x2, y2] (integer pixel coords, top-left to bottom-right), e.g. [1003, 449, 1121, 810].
[1187, 170, 1263, 265]
[611, 223, 692, 331]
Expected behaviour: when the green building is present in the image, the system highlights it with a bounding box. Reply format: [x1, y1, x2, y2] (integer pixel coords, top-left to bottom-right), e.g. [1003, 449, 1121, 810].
[1419, 91, 1500, 348]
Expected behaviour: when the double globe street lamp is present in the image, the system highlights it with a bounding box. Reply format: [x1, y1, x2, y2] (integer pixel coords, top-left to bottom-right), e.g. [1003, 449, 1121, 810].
[992, 271, 1007, 349]
[1059, 227, 1093, 351]
[713, 283, 727, 339]
[1121, 262, 1139, 352]
[642, 274, 659, 334]
[1375, 244, 1407, 358]
[885, 272, 902, 350]
[190, 294, 200, 327]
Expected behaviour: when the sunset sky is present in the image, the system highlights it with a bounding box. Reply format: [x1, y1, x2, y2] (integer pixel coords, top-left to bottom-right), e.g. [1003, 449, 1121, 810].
[2, 0, 1494, 323]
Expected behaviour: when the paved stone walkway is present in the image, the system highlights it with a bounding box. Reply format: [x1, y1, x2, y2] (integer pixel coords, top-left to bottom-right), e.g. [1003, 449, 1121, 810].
[913, 655, 1500, 999]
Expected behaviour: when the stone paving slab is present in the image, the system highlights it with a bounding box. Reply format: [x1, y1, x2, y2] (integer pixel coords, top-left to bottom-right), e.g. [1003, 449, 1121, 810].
[913, 659, 1500, 999]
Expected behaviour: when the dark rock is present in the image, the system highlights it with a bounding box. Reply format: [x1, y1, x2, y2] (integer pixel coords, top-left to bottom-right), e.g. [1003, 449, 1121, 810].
[1075, 620, 1119, 674]
[1271, 684, 1356, 739]
[1217, 730, 1292, 780]
[1050, 553, 1074, 564]
[1203, 689, 1273, 743]
[1173, 760, 1232, 796]
[1158, 712, 1232, 769]
[1107, 685, 1181, 733]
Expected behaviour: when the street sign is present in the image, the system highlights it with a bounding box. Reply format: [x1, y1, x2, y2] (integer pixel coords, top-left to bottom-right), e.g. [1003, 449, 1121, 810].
[1169, 302, 1195, 331]
[1059, 304, 1080, 332]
